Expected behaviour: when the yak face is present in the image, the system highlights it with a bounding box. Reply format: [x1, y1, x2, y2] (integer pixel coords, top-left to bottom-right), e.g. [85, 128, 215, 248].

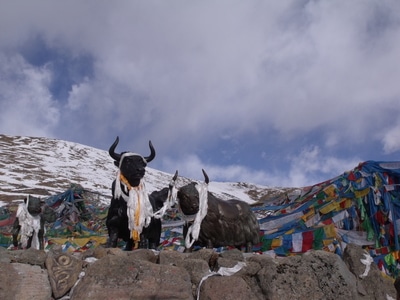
[173, 169, 208, 216]
[119, 153, 147, 187]
[26, 196, 42, 217]
[177, 183, 200, 215]
[108, 136, 156, 188]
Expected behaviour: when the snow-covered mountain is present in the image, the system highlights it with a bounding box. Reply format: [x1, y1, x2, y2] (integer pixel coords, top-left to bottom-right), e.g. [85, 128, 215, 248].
[0, 134, 291, 207]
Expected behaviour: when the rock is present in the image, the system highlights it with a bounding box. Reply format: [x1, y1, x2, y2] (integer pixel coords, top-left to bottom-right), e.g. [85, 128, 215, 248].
[91, 245, 109, 258]
[46, 251, 82, 299]
[9, 248, 47, 267]
[0, 246, 11, 263]
[219, 248, 244, 261]
[217, 257, 238, 268]
[343, 243, 397, 299]
[0, 262, 52, 300]
[0, 262, 16, 299]
[70, 254, 193, 300]
[159, 249, 189, 266]
[257, 250, 361, 300]
[302, 250, 359, 299]
[233, 258, 265, 298]
[103, 247, 126, 256]
[236, 260, 262, 277]
[0, 244, 397, 299]
[126, 248, 158, 263]
[246, 253, 277, 268]
[181, 258, 211, 285]
[199, 275, 261, 300]
[188, 248, 215, 264]
[84, 245, 127, 258]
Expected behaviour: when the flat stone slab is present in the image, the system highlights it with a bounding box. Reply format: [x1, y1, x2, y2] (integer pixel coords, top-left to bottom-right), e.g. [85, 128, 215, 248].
[70, 254, 193, 300]
[0, 262, 52, 300]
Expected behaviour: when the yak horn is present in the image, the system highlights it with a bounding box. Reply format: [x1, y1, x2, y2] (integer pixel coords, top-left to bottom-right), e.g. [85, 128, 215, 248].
[202, 169, 209, 184]
[169, 170, 178, 190]
[109, 136, 121, 162]
[144, 140, 156, 163]
[172, 170, 178, 181]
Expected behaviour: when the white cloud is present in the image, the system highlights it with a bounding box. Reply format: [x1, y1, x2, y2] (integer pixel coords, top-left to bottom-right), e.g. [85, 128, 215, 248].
[286, 146, 360, 187]
[160, 154, 271, 185]
[3, 1, 400, 145]
[67, 80, 92, 111]
[158, 146, 360, 188]
[382, 124, 400, 154]
[0, 53, 60, 137]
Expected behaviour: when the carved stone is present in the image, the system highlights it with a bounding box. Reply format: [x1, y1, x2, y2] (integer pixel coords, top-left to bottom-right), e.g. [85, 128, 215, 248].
[45, 251, 82, 299]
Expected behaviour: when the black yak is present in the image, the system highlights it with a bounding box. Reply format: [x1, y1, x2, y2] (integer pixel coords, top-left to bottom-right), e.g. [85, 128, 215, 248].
[105, 136, 174, 250]
[172, 170, 260, 252]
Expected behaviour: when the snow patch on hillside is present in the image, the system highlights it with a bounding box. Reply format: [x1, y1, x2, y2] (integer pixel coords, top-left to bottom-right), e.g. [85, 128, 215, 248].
[0, 134, 286, 206]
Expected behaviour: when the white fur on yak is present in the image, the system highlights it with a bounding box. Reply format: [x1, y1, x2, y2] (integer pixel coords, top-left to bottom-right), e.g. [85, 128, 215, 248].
[171, 169, 260, 252]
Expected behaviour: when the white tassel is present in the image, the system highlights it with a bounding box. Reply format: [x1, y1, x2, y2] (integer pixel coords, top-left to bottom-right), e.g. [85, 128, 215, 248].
[125, 180, 153, 237]
[114, 171, 123, 199]
[153, 180, 178, 219]
[185, 182, 208, 248]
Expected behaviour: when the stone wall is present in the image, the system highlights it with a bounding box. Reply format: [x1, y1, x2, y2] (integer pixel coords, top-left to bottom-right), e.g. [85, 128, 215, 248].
[0, 244, 397, 300]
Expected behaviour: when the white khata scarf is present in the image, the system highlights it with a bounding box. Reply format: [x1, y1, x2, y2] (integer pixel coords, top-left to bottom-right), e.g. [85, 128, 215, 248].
[114, 168, 153, 241]
[16, 196, 42, 249]
[153, 178, 178, 219]
[185, 182, 208, 249]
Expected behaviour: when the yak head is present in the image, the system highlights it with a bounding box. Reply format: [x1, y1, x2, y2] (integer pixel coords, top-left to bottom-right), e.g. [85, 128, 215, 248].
[109, 136, 156, 187]
[25, 195, 42, 217]
[173, 169, 209, 215]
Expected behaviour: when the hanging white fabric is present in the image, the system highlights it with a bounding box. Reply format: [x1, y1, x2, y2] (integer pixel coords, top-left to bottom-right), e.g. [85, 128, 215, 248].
[185, 182, 208, 249]
[16, 196, 42, 249]
[153, 179, 178, 219]
[114, 171, 153, 238]
[196, 262, 246, 300]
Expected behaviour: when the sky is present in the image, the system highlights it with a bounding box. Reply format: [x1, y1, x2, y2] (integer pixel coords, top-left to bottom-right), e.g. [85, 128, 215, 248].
[1, 0, 400, 188]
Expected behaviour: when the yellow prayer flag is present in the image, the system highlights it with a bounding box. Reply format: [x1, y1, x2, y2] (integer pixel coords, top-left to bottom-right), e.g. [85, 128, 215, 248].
[301, 208, 315, 222]
[323, 224, 337, 239]
[319, 201, 339, 214]
[354, 187, 370, 198]
[271, 238, 282, 248]
[323, 185, 336, 197]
